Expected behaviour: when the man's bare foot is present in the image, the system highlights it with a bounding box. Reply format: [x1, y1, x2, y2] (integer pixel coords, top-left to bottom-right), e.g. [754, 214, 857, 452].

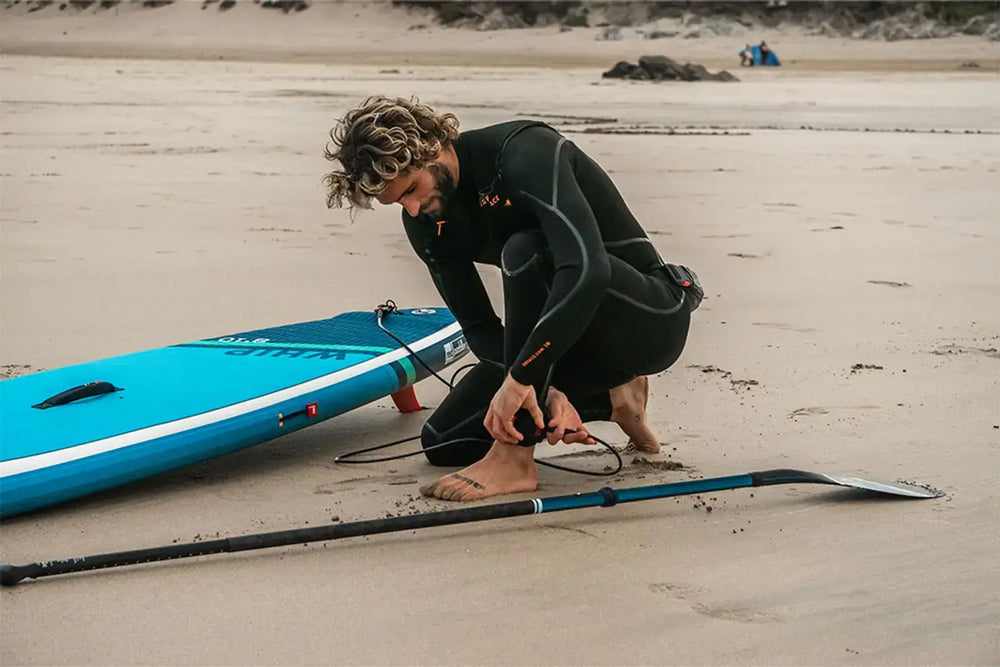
[610, 376, 661, 454]
[419, 441, 538, 501]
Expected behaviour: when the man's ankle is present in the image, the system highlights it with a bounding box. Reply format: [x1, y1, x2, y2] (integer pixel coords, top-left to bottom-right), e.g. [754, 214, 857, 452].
[490, 441, 536, 466]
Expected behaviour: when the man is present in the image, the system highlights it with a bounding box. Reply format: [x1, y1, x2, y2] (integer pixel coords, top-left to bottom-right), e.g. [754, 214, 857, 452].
[324, 96, 700, 501]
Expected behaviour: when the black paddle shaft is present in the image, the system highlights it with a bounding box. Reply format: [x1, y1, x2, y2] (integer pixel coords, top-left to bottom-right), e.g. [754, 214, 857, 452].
[0, 500, 538, 586]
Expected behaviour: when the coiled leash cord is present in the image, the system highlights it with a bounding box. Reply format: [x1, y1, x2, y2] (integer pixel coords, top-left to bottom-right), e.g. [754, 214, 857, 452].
[334, 300, 624, 476]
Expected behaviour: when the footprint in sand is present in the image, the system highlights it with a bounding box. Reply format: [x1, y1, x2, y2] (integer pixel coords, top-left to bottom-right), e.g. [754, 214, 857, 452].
[649, 582, 703, 599]
[752, 322, 816, 333]
[789, 406, 830, 417]
[649, 585, 782, 623]
[790, 405, 880, 418]
[728, 252, 760, 259]
[691, 603, 783, 624]
[2, 364, 40, 379]
[632, 457, 686, 471]
[687, 364, 731, 376]
[931, 344, 1000, 359]
[867, 280, 912, 288]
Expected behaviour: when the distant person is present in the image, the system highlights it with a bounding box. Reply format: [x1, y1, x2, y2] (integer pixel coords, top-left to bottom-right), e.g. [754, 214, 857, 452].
[760, 40, 771, 64]
[740, 43, 754, 67]
[324, 96, 702, 501]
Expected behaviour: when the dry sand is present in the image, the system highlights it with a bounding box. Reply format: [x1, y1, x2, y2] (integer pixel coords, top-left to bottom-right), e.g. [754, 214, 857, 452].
[1, 3, 999, 665]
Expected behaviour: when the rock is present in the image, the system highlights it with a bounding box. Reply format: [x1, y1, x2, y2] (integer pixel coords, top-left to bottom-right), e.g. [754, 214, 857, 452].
[962, 15, 990, 35]
[597, 25, 623, 41]
[477, 8, 525, 31]
[437, 2, 475, 25]
[683, 63, 711, 80]
[706, 20, 733, 36]
[531, 11, 560, 28]
[561, 5, 588, 28]
[603, 3, 651, 26]
[638, 54, 687, 80]
[813, 21, 841, 38]
[883, 23, 915, 41]
[602, 61, 640, 79]
[603, 56, 739, 83]
[647, 30, 678, 39]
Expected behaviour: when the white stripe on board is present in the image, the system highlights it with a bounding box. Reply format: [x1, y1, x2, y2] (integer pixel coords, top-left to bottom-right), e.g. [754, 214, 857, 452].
[2, 322, 462, 477]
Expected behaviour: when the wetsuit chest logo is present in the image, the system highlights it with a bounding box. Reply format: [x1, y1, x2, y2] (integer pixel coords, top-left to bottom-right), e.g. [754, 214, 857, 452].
[479, 194, 512, 208]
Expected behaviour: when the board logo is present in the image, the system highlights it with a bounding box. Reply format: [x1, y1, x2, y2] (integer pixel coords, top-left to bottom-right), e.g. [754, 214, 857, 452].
[411, 308, 437, 315]
[444, 336, 468, 363]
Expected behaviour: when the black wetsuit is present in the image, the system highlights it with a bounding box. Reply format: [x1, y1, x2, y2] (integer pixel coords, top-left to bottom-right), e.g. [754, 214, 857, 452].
[404, 121, 695, 465]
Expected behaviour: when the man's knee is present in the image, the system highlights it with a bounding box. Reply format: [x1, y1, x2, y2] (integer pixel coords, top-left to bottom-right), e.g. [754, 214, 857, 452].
[421, 422, 452, 466]
[501, 230, 549, 276]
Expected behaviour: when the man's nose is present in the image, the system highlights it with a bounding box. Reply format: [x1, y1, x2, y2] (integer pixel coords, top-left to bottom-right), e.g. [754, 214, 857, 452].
[401, 197, 421, 217]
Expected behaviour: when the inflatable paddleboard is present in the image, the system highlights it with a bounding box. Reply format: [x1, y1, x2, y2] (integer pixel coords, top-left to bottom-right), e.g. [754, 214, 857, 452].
[0, 307, 469, 517]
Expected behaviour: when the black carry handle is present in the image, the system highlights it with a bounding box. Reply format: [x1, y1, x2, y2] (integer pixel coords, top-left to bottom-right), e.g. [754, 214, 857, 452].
[31, 381, 121, 410]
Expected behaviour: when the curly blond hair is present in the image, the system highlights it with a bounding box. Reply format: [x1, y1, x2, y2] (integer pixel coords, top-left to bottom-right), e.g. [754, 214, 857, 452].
[324, 96, 460, 210]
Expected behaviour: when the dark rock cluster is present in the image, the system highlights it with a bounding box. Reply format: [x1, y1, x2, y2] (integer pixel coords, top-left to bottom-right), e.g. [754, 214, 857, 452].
[603, 55, 739, 82]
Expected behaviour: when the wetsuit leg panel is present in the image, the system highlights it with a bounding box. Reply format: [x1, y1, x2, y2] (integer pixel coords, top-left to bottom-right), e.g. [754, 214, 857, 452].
[420, 361, 502, 466]
[575, 256, 691, 378]
[501, 230, 554, 397]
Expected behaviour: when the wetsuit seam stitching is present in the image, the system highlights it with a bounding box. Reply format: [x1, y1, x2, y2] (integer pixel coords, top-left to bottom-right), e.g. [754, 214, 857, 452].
[551, 137, 567, 208]
[502, 251, 544, 278]
[604, 238, 655, 248]
[517, 191, 591, 335]
[606, 287, 686, 315]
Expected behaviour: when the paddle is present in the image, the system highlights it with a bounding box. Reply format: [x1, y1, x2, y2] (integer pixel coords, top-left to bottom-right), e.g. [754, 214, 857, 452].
[0, 468, 941, 586]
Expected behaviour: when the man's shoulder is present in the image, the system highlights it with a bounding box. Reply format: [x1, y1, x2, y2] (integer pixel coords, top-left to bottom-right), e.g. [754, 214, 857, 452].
[460, 120, 559, 150]
[496, 122, 567, 178]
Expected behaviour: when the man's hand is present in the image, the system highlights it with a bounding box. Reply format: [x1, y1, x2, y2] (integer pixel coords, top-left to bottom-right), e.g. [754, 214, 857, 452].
[544, 386, 596, 445]
[484, 374, 546, 445]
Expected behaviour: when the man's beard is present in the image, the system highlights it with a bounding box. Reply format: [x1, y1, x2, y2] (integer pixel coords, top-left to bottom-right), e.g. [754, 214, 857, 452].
[417, 162, 457, 222]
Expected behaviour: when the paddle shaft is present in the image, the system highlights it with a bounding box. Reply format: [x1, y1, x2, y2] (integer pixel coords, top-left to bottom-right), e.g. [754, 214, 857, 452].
[8, 467, 941, 587]
[1, 473, 762, 585]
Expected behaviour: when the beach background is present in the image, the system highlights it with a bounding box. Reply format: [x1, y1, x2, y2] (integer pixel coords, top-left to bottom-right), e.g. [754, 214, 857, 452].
[1, 1, 998, 664]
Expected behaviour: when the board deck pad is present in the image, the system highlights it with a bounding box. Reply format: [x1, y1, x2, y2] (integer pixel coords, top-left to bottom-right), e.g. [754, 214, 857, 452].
[0, 307, 468, 517]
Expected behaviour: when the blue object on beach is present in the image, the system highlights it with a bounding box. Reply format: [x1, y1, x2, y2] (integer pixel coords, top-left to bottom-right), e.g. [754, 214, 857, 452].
[740, 44, 781, 66]
[0, 307, 468, 517]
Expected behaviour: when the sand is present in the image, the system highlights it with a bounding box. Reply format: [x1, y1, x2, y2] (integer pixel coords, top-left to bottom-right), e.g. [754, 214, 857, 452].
[1, 3, 999, 665]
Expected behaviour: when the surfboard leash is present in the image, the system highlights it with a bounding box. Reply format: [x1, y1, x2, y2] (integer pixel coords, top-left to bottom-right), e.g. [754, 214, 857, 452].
[334, 301, 625, 476]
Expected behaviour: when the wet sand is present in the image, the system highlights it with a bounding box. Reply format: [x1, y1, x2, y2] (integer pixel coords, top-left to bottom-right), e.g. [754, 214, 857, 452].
[1, 4, 999, 665]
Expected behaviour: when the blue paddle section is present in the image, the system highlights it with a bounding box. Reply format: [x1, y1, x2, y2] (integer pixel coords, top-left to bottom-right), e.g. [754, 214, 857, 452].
[0, 308, 468, 517]
[537, 475, 755, 513]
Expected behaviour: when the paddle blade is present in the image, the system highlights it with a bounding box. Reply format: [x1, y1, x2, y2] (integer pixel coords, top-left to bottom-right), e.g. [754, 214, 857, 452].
[750, 469, 943, 499]
[821, 474, 943, 499]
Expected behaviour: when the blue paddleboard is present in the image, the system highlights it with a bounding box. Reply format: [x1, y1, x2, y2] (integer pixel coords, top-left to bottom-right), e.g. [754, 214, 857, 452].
[0, 307, 469, 517]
